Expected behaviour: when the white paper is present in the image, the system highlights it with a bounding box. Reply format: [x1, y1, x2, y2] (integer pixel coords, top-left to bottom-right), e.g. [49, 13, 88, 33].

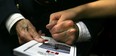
[13, 36, 77, 56]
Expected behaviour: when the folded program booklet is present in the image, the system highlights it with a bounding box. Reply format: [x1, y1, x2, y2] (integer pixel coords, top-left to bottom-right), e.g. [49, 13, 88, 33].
[13, 36, 77, 56]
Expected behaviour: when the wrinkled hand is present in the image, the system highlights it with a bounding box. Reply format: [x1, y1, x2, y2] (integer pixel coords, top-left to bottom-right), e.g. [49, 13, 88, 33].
[16, 19, 44, 44]
[46, 20, 78, 45]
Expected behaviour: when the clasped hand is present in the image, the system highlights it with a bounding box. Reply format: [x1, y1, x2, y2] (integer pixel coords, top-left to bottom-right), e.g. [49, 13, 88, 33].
[46, 9, 79, 45]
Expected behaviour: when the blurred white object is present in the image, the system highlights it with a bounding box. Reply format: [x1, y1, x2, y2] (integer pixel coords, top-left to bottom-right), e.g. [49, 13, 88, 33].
[13, 36, 77, 56]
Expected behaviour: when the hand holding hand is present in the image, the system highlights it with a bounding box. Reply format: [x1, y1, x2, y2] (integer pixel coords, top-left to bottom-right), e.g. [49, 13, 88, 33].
[46, 8, 80, 45]
[47, 20, 78, 45]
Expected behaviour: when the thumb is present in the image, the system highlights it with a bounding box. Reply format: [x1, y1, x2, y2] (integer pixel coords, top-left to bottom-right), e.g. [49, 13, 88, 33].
[46, 20, 57, 30]
[57, 15, 68, 23]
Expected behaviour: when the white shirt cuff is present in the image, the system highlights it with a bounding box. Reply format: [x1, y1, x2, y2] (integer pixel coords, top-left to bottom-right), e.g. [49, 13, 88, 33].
[6, 13, 25, 33]
[76, 21, 91, 42]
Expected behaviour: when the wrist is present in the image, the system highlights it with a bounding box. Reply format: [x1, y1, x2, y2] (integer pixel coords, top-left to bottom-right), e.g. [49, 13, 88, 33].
[72, 23, 79, 45]
[70, 5, 86, 21]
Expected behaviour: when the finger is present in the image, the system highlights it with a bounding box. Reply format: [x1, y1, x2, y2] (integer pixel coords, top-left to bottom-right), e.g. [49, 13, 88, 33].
[30, 29, 44, 42]
[41, 34, 45, 36]
[65, 34, 75, 45]
[50, 20, 74, 34]
[28, 26, 44, 43]
[38, 30, 42, 34]
[16, 25, 33, 44]
[49, 12, 61, 23]
[21, 30, 33, 42]
[38, 30, 45, 36]
[56, 13, 70, 23]
[48, 12, 61, 30]
[17, 33, 26, 44]
[46, 20, 57, 30]
[52, 28, 76, 44]
[64, 29, 76, 45]
[18, 36, 32, 45]
[51, 30, 68, 42]
[17, 30, 33, 44]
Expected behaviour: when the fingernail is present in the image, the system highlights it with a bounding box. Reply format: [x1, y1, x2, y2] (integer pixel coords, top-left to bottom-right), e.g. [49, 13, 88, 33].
[43, 39, 49, 43]
[44, 39, 48, 42]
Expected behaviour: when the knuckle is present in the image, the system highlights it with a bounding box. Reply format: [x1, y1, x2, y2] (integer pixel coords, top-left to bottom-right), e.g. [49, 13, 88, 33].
[19, 31, 26, 37]
[50, 14, 54, 18]
[51, 13, 56, 16]
[19, 34, 24, 38]
[68, 20, 74, 25]
[30, 25, 36, 31]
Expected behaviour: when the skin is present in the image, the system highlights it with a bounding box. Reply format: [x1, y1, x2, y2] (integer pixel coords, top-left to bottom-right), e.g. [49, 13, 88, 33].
[16, 19, 44, 44]
[46, 0, 116, 45]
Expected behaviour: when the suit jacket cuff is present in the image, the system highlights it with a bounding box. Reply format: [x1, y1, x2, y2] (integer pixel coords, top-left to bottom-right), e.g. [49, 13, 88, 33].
[6, 13, 25, 33]
[76, 21, 91, 42]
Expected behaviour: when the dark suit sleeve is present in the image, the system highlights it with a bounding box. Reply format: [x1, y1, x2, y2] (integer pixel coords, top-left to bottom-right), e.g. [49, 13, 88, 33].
[0, 0, 19, 25]
[76, 19, 105, 56]
[82, 19, 104, 39]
